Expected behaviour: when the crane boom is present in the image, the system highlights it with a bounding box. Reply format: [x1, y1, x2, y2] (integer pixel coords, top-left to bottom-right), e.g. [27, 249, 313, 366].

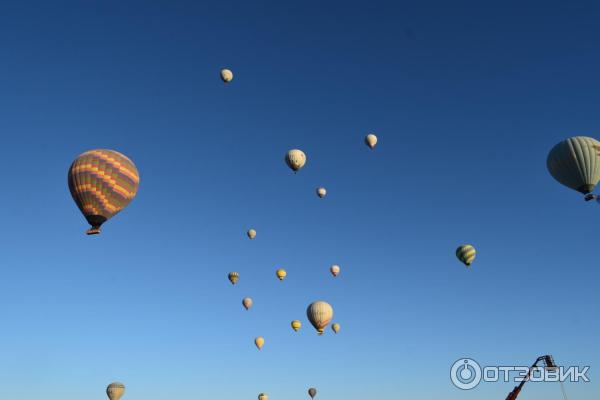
[505, 355, 556, 400]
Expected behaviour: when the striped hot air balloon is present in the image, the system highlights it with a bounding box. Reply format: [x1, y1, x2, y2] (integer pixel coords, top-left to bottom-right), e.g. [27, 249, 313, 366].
[456, 245, 476, 267]
[228, 272, 239, 285]
[306, 301, 333, 335]
[68, 149, 139, 235]
[106, 382, 125, 400]
[547, 136, 600, 195]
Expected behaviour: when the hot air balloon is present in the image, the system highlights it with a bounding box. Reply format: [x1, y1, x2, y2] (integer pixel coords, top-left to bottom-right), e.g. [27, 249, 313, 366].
[308, 388, 317, 399]
[332, 323, 341, 334]
[243, 297, 253, 310]
[255, 336, 264, 350]
[456, 245, 476, 267]
[276, 268, 287, 281]
[547, 136, 600, 196]
[247, 229, 257, 239]
[106, 382, 125, 400]
[306, 301, 333, 335]
[258, 394, 268, 400]
[330, 265, 340, 277]
[316, 187, 327, 198]
[285, 149, 306, 172]
[220, 68, 233, 83]
[68, 149, 139, 235]
[291, 320, 302, 331]
[365, 134, 378, 149]
[228, 272, 239, 285]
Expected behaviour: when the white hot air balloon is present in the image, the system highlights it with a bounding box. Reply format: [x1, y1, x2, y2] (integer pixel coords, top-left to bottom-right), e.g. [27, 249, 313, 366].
[365, 134, 378, 149]
[243, 297, 253, 310]
[306, 301, 334, 335]
[220, 69, 233, 83]
[330, 264, 340, 277]
[547, 136, 600, 197]
[285, 149, 307, 173]
[316, 187, 327, 198]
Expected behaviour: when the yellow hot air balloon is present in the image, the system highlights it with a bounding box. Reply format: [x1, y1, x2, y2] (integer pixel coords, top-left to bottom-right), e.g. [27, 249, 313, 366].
[106, 382, 125, 400]
[332, 323, 341, 334]
[456, 245, 476, 267]
[68, 149, 139, 235]
[306, 301, 333, 335]
[276, 268, 287, 281]
[316, 187, 327, 198]
[330, 264, 340, 277]
[255, 336, 264, 350]
[285, 149, 306, 172]
[228, 272, 239, 285]
[220, 68, 233, 83]
[291, 320, 302, 331]
[258, 393, 268, 400]
[547, 136, 600, 195]
[243, 297, 253, 310]
[247, 229, 257, 239]
[365, 134, 378, 149]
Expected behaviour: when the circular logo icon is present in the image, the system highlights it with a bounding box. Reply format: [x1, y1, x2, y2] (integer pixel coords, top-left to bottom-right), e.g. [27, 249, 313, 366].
[451, 358, 482, 390]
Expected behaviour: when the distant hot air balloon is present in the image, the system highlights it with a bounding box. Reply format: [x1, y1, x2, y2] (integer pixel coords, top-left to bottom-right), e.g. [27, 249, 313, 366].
[332, 323, 341, 334]
[228, 272, 239, 285]
[106, 382, 125, 400]
[291, 320, 302, 331]
[306, 301, 333, 335]
[68, 149, 139, 235]
[547, 136, 600, 196]
[276, 268, 287, 281]
[255, 336, 264, 350]
[243, 297, 253, 310]
[365, 134, 378, 149]
[247, 229, 257, 239]
[330, 265, 340, 277]
[220, 68, 233, 83]
[285, 149, 306, 173]
[456, 245, 476, 267]
[308, 388, 317, 399]
[258, 393, 268, 400]
[316, 187, 327, 198]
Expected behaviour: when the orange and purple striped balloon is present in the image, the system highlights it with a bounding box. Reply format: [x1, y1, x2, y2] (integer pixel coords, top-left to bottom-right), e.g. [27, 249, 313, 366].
[68, 149, 139, 235]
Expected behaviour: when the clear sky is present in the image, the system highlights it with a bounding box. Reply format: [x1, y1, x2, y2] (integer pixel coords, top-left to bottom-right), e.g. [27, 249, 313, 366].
[0, 1, 599, 399]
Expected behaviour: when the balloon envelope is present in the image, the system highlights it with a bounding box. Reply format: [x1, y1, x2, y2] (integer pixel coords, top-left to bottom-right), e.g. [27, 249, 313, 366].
[547, 136, 600, 194]
[276, 268, 287, 281]
[285, 149, 306, 172]
[220, 68, 233, 83]
[365, 134, 378, 149]
[258, 394, 268, 400]
[308, 388, 317, 399]
[316, 187, 327, 198]
[330, 265, 340, 277]
[68, 149, 139, 235]
[291, 320, 302, 331]
[255, 336, 264, 350]
[306, 301, 333, 335]
[332, 323, 341, 333]
[106, 382, 125, 400]
[456, 245, 476, 267]
[228, 272, 239, 285]
[243, 297, 253, 310]
[247, 229, 257, 239]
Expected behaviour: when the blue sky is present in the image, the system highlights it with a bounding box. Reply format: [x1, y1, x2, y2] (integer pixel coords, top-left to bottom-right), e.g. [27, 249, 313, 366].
[0, 1, 599, 399]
